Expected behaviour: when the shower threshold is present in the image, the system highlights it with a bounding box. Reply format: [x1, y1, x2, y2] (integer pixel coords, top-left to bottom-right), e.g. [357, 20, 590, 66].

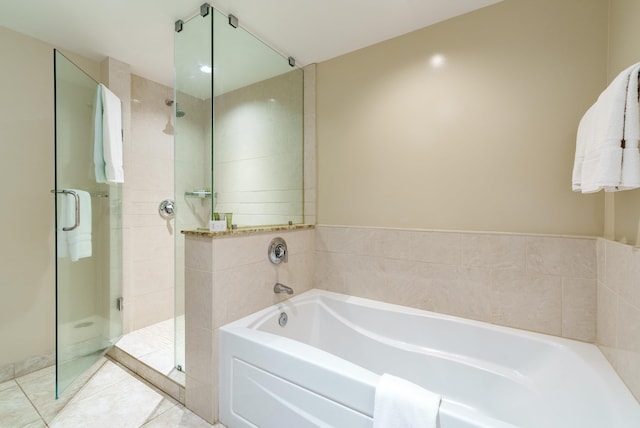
[108, 318, 185, 403]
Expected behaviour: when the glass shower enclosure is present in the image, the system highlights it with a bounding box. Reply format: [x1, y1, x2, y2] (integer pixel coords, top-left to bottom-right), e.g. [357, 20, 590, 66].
[172, 4, 303, 372]
[173, 7, 214, 372]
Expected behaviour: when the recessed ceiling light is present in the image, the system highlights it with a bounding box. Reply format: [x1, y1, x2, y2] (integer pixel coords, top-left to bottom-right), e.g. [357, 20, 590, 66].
[430, 54, 446, 68]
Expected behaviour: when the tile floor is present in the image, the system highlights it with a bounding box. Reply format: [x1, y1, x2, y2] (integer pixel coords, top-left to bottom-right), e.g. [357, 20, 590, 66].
[115, 319, 185, 386]
[0, 357, 222, 428]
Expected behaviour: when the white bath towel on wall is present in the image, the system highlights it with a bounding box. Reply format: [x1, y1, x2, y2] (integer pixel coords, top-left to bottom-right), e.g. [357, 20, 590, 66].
[373, 374, 441, 428]
[620, 65, 640, 189]
[100, 84, 124, 183]
[573, 63, 640, 193]
[572, 104, 596, 191]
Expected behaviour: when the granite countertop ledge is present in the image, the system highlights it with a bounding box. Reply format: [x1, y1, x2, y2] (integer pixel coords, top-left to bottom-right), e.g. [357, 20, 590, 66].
[182, 223, 314, 238]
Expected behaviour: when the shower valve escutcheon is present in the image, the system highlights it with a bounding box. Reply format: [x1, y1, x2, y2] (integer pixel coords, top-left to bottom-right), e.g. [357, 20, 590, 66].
[268, 237, 288, 264]
[158, 199, 175, 219]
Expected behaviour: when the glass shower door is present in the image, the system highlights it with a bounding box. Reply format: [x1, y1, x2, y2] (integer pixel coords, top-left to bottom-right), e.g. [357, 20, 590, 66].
[173, 8, 214, 373]
[53, 50, 123, 398]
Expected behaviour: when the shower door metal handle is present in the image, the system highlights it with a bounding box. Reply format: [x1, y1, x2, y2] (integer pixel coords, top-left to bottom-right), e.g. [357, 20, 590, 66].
[51, 189, 80, 231]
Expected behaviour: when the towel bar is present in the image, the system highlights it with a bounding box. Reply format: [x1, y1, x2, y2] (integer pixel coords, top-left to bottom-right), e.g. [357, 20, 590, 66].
[50, 189, 80, 231]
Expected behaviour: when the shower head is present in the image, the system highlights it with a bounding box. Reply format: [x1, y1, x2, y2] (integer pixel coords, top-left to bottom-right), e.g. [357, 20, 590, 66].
[165, 98, 186, 118]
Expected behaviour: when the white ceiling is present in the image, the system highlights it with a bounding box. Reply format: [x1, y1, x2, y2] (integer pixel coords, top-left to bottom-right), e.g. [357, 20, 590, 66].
[0, 0, 501, 88]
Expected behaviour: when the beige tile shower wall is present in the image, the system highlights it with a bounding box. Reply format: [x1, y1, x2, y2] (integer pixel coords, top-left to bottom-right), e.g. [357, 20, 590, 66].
[127, 75, 175, 331]
[315, 225, 597, 342]
[183, 229, 315, 423]
[101, 58, 131, 334]
[596, 238, 640, 401]
[214, 71, 304, 226]
[174, 92, 212, 328]
[175, 92, 212, 232]
[316, 0, 607, 236]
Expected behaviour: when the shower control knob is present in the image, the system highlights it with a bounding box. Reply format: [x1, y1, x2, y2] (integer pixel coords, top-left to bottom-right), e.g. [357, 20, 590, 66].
[268, 237, 288, 264]
[159, 199, 175, 219]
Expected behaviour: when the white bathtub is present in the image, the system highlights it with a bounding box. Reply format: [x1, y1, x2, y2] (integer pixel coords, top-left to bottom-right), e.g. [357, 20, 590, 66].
[219, 289, 640, 428]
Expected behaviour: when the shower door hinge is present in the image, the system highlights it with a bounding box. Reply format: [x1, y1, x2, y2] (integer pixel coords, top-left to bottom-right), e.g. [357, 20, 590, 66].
[116, 297, 124, 311]
[200, 3, 211, 17]
[228, 14, 239, 28]
[175, 20, 183, 33]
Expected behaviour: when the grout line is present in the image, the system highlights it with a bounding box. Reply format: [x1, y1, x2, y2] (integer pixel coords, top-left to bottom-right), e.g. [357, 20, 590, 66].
[102, 355, 209, 427]
[50, 358, 110, 420]
[17, 358, 111, 427]
[12, 380, 47, 428]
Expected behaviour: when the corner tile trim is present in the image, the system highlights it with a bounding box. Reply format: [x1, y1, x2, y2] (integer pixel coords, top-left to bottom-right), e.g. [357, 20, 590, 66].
[107, 346, 185, 404]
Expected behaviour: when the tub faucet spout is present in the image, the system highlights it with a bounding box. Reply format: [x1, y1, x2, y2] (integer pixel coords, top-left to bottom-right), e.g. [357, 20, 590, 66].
[274, 282, 294, 295]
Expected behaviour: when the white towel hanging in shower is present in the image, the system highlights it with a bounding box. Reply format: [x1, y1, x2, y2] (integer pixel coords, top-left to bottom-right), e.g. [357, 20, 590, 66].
[93, 84, 107, 183]
[100, 84, 124, 183]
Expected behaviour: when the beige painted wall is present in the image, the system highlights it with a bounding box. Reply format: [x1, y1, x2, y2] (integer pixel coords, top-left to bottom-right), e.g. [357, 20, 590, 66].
[0, 26, 101, 367]
[316, 0, 607, 236]
[608, 0, 640, 245]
